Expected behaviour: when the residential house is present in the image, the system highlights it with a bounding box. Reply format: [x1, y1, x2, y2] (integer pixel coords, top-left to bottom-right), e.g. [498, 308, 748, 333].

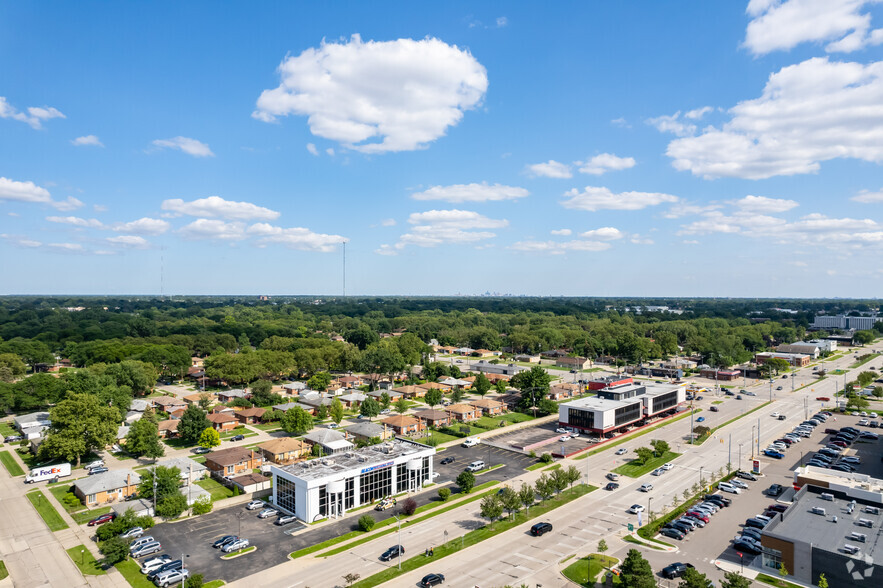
[156, 456, 208, 484]
[381, 415, 423, 436]
[73, 470, 141, 506]
[183, 393, 212, 407]
[230, 472, 272, 493]
[338, 392, 367, 408]
[433, 345, 457, 355]
[555, 356, 591, 370]
[217, 388, 249, 403]
[470, 398, 505, 416]
[212, 405, 235, 415]
[258, 437, 309, 465]
[413, 409, 452, 428]
[473, 361, 522, 377]
[14, 411, 50, 434]
[368, 389, 403, 401]
[471, 349, 497, 358]
[272, 401, 317, 416]
[129, 399, 150, 413]
[207, 412, 239, 432]
[438, 377, 472, 389]
[395, 385, 428, 399]
[514, 354, 541, 363]
[152, 396, 187, 414]
[498, 393, 523, 410]
[116, 425, 130, 441]
[205, 447, 263, 477]
[169, 408, 186, 420]
[299, 392, 334, 409]
[540, 349, 569, 359]
[282, 381, 307, 395]
[157, 419, 179, 438]
[335, 375, 363, 388]
[304, 429, 354, 455]
[446, 403, 480, 422]
[419, 381, 451, 393]
[236, 407, 266, 424]
[345, 421, 393, 442]
[548, 383, 582, 400]
[454, 347, 474, 355]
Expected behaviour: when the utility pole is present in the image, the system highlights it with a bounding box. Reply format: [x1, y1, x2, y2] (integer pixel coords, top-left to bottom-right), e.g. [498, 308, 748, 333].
[728, 434, 732, 472]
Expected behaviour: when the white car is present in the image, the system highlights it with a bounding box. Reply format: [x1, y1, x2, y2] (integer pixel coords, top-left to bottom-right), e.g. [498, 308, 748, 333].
[556, 428, 567, 433]
[661, 463, 674, 471]
[462, 438, 480, 448]
[770, 412, 782, 418]
[571, 431, 580, 438]
[120, 526, 143, 539]
[560, 435, 571, 442]
[155, 568, 190, 588]
[639, 483, 653, 492]
[245, 500, 264, 510]
[223, 539, 249, 553]
[85, 460, 105, 470]
[140, 555, 171, 574]
[729, 479, 748, 489]
[615, 448, 627, 455]
[628, 504, 645, 514]
[718, 482, 741, 494]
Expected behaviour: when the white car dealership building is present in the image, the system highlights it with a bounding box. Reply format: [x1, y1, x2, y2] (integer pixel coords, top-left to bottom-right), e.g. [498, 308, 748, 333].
[270, 439, 435, 523]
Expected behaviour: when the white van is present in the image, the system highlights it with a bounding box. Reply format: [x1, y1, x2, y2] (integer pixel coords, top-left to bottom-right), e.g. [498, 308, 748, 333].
[718, 482, 741, 494]
[466, 460, 485, 472]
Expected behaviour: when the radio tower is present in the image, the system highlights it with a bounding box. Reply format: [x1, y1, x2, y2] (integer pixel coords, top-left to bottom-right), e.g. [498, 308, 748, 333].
[342, 241, 346, 297]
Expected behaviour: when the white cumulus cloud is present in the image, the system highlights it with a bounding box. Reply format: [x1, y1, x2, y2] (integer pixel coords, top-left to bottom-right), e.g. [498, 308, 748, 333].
[550, 229, 572, 236]
[524, 160, 572, 179]
[152, 136, 214, 158]
[411, 182, 529, 203]
[179, 219, 247, 241]
[732, 195, 799, 213]
[385, 209, 507, 250]
[0, 97, 65, 129]
[852, 188, 883, 203]
[252, 35, 488, 153]
[46, 216, 104, 228]
[71, 135, 104, 147]
[745, 0, 883, 55]
[161, 196, 280, 221]
[580, 227, 624, 240]
[247, 223, 347, 252]
[561, 186, 679, 212]
[306, 143, 319, 156]
[111, 217, 171, 235]
[107, 235, 151, 249]
[577, 153, 636, 175]
[665, 57, 883, 179]
[0, 177, 82, 210]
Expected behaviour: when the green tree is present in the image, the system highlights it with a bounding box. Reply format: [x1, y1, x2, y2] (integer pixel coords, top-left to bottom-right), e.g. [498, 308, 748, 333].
[598, 539, 608, 553]
[480, 494, 504, 528]
[494, 379, 507, 394]
[438, 487, 451, 502]
[250, 379, 280, 406]
[456, 470, 475, 493]
[549, 468, 569, 494]
[450, 387, 464, 403]
[620, 548, 656, 588]
[358, 514, 375, 532]
[511, 366, 553, 409]
[103, 360, 158, 396]
[650, 439, 670, 457]
[198, 392, 213, 412]
[155, 492, 188, 519]
[379, 391, 391, 409]
[280, 407, 313, 435]
[518, 482, 535, 512]
[535, 473, 554, 501]
[846, 393, 870, 411]
[779, 564, 788, 578]
[679, 567, 714, 588]
[198, 427, 221, 449]
[565, 465, 581, 489]
[125, 417, 165, 460]
[473, 373, 491, 397]
[854, 330, 875, 345]
[634, 447, 654, 465]
[424, 388, 443, 408]
[177, 405, 212, 445]
[857, 371, 876, 388]
[537, 398, 558, 415]
[817, 573, 827, 588]
[138, 465, 181, 501]
[192, 495, 213, 515]
[0, 353, 27, 382]
[719, 571, 752, 588]
[765, 358, 790, 375]
[308, 372, 332, 391]
[188, 574, 205, 588]
[360, 396, 380, 418]
[317, 404, 328, 420]
[99, 535, 130, 565]
[498, 486, 521, 518]
[40, 392, 119, 465]
[394, 397, 409, 414]
[874, 386, 883, 398]
[330, 398, 344, 424]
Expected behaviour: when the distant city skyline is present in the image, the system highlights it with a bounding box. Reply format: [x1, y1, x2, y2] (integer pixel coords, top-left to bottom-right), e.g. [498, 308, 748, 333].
[2, 1, 883, 296]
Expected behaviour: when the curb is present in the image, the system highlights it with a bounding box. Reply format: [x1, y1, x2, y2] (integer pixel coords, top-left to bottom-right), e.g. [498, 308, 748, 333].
[220, 546, 257, 560]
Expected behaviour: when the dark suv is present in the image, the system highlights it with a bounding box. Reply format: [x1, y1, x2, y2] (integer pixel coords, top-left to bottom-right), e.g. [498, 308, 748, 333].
[530, 522, 553, 536]
[662, 563, 694, 579]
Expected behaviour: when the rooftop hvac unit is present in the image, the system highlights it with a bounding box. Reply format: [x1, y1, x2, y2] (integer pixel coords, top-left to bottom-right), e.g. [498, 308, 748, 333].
[820, 493, 834, 501]
[849, 532, 867, 543]
[811, 507, 827, 516]
[847, 503, 855, 514]
[843, 544, 860, 555]
[864, 506, 880, 515]
[857, 518, 874, 528]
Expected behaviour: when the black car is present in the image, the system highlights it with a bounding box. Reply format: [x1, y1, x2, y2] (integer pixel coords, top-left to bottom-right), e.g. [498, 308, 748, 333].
[709, 405, 719, 412]
[380, 545, 405, 561]
[530, 522, 553, 536]
[725, 390, 735, 396]
[421, 573, 445, 587]
[665, 521, 692, 534]
[704, 494, 731, 506]
[230, 434, 245, 442]
[659, 527, 685, 540]
[146, 559, 183, 581]
[440, 457, 455, 465]
[4, 435, 23, 443]
[212, 535, 237, 549]
[605, 482, 620, 491]
[662, 563, 694, 579]
[767, 484, 784, 497]
[739, 527, 762, 542]
[733, 540, 762, 556]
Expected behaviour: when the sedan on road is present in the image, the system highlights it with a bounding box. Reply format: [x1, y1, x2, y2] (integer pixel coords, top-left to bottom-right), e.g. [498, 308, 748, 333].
[420, 573, 445, 587]
[380, 545, 405, 561]
[615, 448, 627, 455]
[605, 482, 620, 491]
[229, 434, 245, 442]
[628, 504, 644, 514]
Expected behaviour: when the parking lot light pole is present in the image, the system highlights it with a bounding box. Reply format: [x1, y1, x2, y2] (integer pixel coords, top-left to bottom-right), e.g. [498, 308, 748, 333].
[393, 514, 402, 570]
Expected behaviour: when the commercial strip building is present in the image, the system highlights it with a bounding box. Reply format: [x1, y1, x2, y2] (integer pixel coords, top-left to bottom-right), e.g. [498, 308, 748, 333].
[270, 439, 435, 523]
[755, 352, 811, 367]
[760, 467, 883, 586]
[587, 375, 633, 391]
[558, 383, 686, 435]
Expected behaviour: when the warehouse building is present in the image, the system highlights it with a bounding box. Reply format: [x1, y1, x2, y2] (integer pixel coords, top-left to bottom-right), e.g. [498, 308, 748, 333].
[270, 439, 435, 523]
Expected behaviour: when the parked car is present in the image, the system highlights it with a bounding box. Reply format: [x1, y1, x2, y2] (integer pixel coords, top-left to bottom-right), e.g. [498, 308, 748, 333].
[85, 460, 105, 470]
[767, 484, 784, 497]
[530, 522, 553, 536]
[140, 554, 172, 574]
[665, 521, 693, 535]
[685, 511, 709, 523]
[212, 535, 238, 549]
[155, 568, 190, 588]
[120, 526, 144, 539]
[379, 545, 405, 561]
[733, 539, 762, 555]
[275, 515, 297, 526]
[130, 541, 162, 558]
[87, 513, 117, 526]
[88, 466, 109, 475]
[222, 539, 249, 553]
[193, 447, 210, 454]
[729, 479, 748, 490]
[420, 573, 446, 587]
[704, 494, 731, 506]
[462, 438, 480, 448]
[4, 435, 23, 443]
[466, 460, 485, 472]
[628, 504, 645, 514]
[659, 527, 685, 540]
[744, 518, 767, 530]
[440, 456, 455, 465]
[662, 563, 695, 579]
[764, 449, 784, 459]
[145, 560, 183, 581]
[556, 428, 567, 433]
[718, 482, 741, 494]
[230, 434, 245, 442]
[130, 536, 156, 550]
[257, 508, 279, 519]
[245, 500, 264, 510]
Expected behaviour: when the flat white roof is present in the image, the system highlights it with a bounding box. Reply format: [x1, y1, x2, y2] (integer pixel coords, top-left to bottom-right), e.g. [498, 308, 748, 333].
[562, 396, 640, 412]
[274, 439, 434, 483]
[642, 383, 684, 397]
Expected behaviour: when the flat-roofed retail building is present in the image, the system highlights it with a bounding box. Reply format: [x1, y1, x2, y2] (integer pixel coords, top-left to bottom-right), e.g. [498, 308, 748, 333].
[271, 439, 435, 523]
[559, 383, 685, 434]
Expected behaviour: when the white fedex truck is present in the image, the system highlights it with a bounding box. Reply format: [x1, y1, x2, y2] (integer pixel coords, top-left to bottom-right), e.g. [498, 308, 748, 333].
[25, 463, 71, 484]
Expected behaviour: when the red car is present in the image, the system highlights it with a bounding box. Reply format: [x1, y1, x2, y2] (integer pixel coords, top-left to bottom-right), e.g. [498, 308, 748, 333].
[685, 511, 709, 523]
[816, 397, 830, 402]
[829, 440, 848, 448]
[87, 513, 116, 526]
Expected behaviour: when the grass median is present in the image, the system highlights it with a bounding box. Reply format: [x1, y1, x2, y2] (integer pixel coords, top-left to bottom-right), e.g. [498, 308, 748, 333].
[694, 401, 772, 445]
[66, 545, 105, 576]
[612, 451, 680, 478]
[0, 450, 25, 476]
[25, 490, 69, 532]
[562, 554, 620, 587]
[114, 559, 155, 588]
[574, 410, 698, 461]
[351, 484, 596, 588]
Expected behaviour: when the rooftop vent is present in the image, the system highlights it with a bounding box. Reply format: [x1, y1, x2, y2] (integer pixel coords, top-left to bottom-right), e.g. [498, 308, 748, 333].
[857, 518, 874, 528]
[843, 544, 861, 555]
[849, 532, 867, 543]
[820, 493, 835, 501]
[811, 507, 826, 516]
[864, 506, 880, 515]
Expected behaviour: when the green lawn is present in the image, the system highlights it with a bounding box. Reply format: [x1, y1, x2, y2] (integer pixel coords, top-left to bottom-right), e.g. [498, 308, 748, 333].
[49, 484, 86, 513]
[66, 545, 105, 575]
[351, 484, 596, 588]
[204, 581, 226, 588]
[422, 430, 461, 445]
[850, 355, 876, 369]
[0, 560, 7, 581]
[72, 506, 112, 525]
[0, 421, 17, 437]
[574, 410, 697, 460]
[197, 478, 235, 501]
[544, 463, 562, 471]
[695, 401, 772, 445]
[562, 554, 620, 587]
[525, 461, 546, 471]
[623, 534, 664, 550]
[25, 490, 69, 531]
[757, 573, 803, 588]
[0, 450, 25, 476]
[251, 421, 281, 431]
[115, 559, 155, 588]
[612, 451, 680, 478]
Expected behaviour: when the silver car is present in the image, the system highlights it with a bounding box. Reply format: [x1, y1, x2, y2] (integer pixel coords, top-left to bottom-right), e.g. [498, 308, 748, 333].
[130, 541, 161, 558]
[155, 568, 190, 587]
[257, 508, 279, 519]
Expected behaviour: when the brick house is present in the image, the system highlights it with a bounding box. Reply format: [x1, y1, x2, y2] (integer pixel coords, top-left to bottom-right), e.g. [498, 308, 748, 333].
[152, 395, 187, 414]
[345, 421, 394, 442]
[548, 383, 582, 401]
[258, 437, 308, 465]
[446, 403, 480, 422]
[393, 385, 427, 399]
[157, 419, 179, 438]
[381, 415, 423, 436]
[413, 409, 452, 428]
[469, 398, 505, 416]
[205, 447, 263, 477]
[207, 412, 239, 432]
[73, 470, 141, 506]
[335, 375, 363, 388]
[217, 389, 249, 403]
[235, 407, 266, 424]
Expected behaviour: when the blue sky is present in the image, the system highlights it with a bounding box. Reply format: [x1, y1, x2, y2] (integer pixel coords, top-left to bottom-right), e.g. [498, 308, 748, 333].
[2, 1, 883, 297]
